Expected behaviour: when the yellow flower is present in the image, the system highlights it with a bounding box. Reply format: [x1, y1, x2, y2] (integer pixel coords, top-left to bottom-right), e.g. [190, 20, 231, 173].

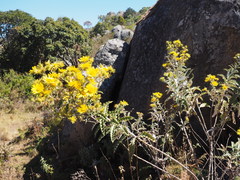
[162, 63, 168, 68]
[150, 103, 157, 108]
[76, 72, 84, 81]
[173, 39, 181, 47]
[202, 87, 208, 91]
[43, 76, 59, 87]
[119, 100, 129, 106]
[221, 84, 228, 90]
[151, 97, 157, 102]
[165, 72, 174, 77]
[237, 129, 240, 135]
[152, 92, 163, 99]
[32, 82, 44, 94]
[169, 51, 179, 57]
[86, 67, 99, 77]
[205, 74, 219, 82]
[69, 116, 77, 123]
[43, 90, 51, 95]
[52, 61, 64, 68]
[67, 66, 79, 72]
[79, 56, 93, 63]
[29, 65, 43, 74]
[79, 62, 92, 70]
[211, 81, 218, 87]
[160, 77, 165, 82]
[68, 80, 82, 90]
[77, 104, 88, 114]
[85, 83, 97, 95]
[49, 73, 60, 78]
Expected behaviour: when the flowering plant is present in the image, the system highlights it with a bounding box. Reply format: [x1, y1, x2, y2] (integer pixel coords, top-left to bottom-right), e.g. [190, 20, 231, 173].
[30, 56, 115, 123]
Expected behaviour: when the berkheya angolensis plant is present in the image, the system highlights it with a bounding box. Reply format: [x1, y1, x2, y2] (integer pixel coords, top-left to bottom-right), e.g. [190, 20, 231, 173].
[30, 41, 240, 179]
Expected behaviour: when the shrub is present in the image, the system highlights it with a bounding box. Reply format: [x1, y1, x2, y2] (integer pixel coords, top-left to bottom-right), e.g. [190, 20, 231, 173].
[29, 56, 115, 124]
[0, 69, 34, 100]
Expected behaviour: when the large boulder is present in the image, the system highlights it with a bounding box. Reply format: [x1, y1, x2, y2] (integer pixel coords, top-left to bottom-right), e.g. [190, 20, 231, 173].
[94, 39, 130, 102]
[118, 0, 240, 114]
[121, 29, 134, 41]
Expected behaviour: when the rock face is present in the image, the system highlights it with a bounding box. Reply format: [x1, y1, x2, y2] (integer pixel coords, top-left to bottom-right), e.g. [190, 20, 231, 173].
[94, 39, 130, 102]
[60, 120, 95, 158]
[118, 0, 240, 114]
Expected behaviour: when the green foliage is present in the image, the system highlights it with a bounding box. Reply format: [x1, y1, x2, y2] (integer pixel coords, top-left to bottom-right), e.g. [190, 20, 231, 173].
[90, 22, 109, 37]
[0, 9, 36, 40]
[40, 156, 54, 175]
[123, 8, 136, 19]
[217, 138, 240, 178]
[139, 7, 149, 15]
[1, 16, 91, 72]
[0, 69, 34, 100]
[91, 7, 149, 37]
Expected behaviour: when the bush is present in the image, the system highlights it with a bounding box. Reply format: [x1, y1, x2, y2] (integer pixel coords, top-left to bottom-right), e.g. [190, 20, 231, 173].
[0, 69, 34, 100]
[90, 22, 109, 37]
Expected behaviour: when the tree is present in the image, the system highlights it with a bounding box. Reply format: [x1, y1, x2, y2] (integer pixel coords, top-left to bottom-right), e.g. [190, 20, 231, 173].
[117, 16, 126, 25]
[90, 22, 108, 37]
[1, 17, 91, 72]
[123, 7, 136, 19]
[0, 9, 35, 41]
[138, 7, 150, 15]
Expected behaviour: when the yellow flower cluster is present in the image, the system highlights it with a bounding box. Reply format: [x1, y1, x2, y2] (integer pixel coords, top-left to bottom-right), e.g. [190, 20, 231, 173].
[205, 74, 219, 87]
[114, 100, 129, 109]
[30, 56, 115, 123]
[166, 40, 191, 62]
[119, 100, 129, 106]
[150, 92, 163, 106]
[221, 84, 228, 91]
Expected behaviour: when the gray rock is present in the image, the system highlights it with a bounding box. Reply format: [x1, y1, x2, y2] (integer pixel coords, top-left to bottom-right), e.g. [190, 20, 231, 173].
[112, 25, 134, 41]
[121, 29, 134, 41]
[112, 25, 123, 39]
[94, 39, 130, 102]
[118, 0, 240, 114]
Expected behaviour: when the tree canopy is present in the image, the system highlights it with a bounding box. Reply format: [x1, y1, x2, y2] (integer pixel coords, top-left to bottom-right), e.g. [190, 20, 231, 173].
[0, 16, 91, 72]
[0, 10, 35, 41]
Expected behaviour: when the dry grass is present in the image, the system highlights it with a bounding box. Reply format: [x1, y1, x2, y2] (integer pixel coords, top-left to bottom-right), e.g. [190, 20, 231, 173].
[0, 101, 43, 180]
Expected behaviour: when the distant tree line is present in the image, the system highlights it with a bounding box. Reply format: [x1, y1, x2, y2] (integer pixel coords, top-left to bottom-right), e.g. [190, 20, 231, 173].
[0, 7, 149, 72]
[0, 10, 91, 72]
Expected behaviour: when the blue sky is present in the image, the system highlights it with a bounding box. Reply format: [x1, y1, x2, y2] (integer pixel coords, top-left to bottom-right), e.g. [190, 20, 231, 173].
[1, 0, 158, 26]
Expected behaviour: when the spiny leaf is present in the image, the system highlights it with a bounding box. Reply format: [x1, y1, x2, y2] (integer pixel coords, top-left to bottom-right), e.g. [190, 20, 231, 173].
[110, 124, 116, 143]
[140, 131, 156, 142]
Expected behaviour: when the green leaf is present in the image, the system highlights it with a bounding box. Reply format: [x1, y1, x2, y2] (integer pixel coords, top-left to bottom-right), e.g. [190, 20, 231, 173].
[110, 124, 116, 143]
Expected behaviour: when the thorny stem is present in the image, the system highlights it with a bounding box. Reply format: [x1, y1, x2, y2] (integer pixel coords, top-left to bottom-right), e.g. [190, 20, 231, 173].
[178, 112, 195, 159]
